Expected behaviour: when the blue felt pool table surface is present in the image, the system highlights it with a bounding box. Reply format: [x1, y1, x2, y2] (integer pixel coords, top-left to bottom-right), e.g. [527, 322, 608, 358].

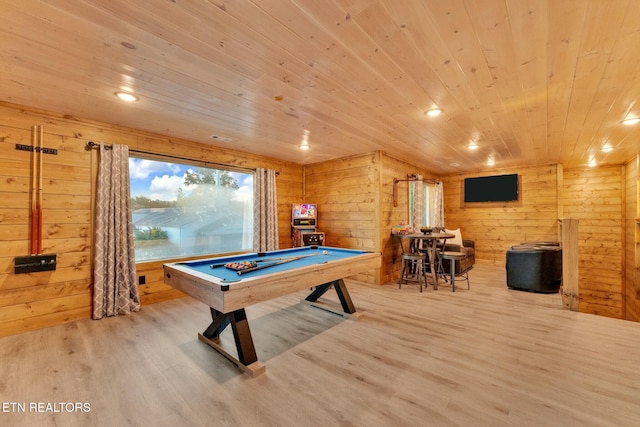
[176, 246, 369, 283]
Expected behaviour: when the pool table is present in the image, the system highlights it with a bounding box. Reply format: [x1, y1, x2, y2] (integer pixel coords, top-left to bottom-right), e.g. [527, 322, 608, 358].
[163, 246, 381, 376]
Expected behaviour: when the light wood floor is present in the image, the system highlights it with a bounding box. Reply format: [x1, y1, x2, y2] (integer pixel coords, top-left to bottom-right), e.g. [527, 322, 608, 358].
[2, 264, 640, 427]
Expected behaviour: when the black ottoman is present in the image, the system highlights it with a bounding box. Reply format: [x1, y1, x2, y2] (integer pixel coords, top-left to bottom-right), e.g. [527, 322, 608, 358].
[506, 244, 562, 293]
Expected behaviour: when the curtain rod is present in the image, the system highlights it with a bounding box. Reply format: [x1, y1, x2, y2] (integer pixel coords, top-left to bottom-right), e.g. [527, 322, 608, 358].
[85, 141, 279, 175]
[393, 177, 440, 185]
[392, 175, 441, 207]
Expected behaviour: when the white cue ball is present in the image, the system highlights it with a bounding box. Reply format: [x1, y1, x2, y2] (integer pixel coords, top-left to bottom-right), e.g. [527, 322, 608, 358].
[322, 250, 328, 254]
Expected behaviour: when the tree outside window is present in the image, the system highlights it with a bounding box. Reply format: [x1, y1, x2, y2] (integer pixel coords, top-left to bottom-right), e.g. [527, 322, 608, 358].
[129, 157, 253, 262]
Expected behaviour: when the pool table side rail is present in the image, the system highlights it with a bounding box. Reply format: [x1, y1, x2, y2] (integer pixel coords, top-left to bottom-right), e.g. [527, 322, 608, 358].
[163, 267, 227, 311]
[163, 251, 381, 313]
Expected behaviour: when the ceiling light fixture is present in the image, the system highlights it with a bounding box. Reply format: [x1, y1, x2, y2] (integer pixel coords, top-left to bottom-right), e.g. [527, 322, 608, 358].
[487, 158, 495, 166]
[299, 129, 310, 150]
[115, 92, 138, 102]
[468, 141, 479, 150]
[211, 134, 232, 142]
[622, 117, 640, 125]
[601, 144, 613, 153]
[588, 158, 597, 167]
[426, 108, 443, 117]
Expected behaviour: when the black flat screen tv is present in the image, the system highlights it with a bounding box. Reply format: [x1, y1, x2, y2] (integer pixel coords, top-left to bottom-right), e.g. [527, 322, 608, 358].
[464, 173, 519, 202]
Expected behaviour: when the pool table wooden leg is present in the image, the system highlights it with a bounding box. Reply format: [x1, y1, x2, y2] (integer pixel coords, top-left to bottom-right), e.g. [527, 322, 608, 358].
[303, 279, 363, 320]
[202, 307, 231, 339]
[198, 307, 265, 377]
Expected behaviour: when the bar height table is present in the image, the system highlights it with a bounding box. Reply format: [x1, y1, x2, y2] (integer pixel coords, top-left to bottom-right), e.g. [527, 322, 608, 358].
[396, 232, 454, 290]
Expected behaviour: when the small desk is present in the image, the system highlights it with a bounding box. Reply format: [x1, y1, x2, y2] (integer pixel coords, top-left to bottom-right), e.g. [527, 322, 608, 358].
[396, 232, 454, 290]
[164, 246, 381, 376]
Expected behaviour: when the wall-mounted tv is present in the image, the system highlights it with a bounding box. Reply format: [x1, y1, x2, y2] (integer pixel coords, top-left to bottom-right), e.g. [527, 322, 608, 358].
[464, 173, 519, 202]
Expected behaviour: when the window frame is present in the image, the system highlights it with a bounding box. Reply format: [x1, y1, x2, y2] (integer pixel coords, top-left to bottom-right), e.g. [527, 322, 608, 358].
[128, 152, 255, 263]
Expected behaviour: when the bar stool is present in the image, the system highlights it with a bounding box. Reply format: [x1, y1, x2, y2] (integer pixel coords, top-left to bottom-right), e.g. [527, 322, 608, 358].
[442, 251, 470, 292]
[421, 244, 445, 283]
[398, 252, 428, 292]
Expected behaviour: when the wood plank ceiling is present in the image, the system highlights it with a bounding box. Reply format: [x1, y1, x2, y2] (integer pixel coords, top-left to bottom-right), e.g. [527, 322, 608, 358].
[1, 0, 640, 173]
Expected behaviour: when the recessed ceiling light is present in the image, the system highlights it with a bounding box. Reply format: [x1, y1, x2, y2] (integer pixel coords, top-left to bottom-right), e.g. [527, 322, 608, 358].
[588, 158, 598, 167]
[622, 117, 640, 125]
[601, 144, 613, 152]
[299, 129, 310, 150]
[115, 92, 138, 102]
[468, 141, 479, 150]
[426, 108, 443, 117]
[211, 134, 232, 142]
[487, 158, 495, 166]
[449, 162, 460, 167]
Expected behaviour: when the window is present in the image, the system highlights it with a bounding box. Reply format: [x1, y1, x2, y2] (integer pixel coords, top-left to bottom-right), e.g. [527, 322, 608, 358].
[408, 180, 437, 229]
[422, 183, 436, 227]
[129, 156, 254, 262]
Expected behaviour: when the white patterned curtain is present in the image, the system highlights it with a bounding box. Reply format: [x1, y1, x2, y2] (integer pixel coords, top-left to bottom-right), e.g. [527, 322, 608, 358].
[432, 181, 445, 229]
[253, 168, 279, 252]
[93, 143, 140, 320]
[409, 176, 423, 231]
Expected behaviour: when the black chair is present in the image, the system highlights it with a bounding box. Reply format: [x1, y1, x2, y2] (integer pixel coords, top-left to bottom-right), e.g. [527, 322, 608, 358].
[506, 243, 562, 293]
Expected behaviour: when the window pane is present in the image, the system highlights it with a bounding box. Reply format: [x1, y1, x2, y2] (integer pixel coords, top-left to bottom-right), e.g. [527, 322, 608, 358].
[129, 157, 253, 262]
[422, 184, 435, 227]
[408, 181, 416, 228]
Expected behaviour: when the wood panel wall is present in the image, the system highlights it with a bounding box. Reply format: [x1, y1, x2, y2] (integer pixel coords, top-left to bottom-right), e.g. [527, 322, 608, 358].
[562, 165, 625, 318]
[302, 151, 436, 285]
[442, 164, 560, 265]
[442, 164, 633, 319]
[302, 152, 380, 284]
[625, 156, 640, 321]
[379, 153, 436, 284]
[0, 102, 303, 338]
